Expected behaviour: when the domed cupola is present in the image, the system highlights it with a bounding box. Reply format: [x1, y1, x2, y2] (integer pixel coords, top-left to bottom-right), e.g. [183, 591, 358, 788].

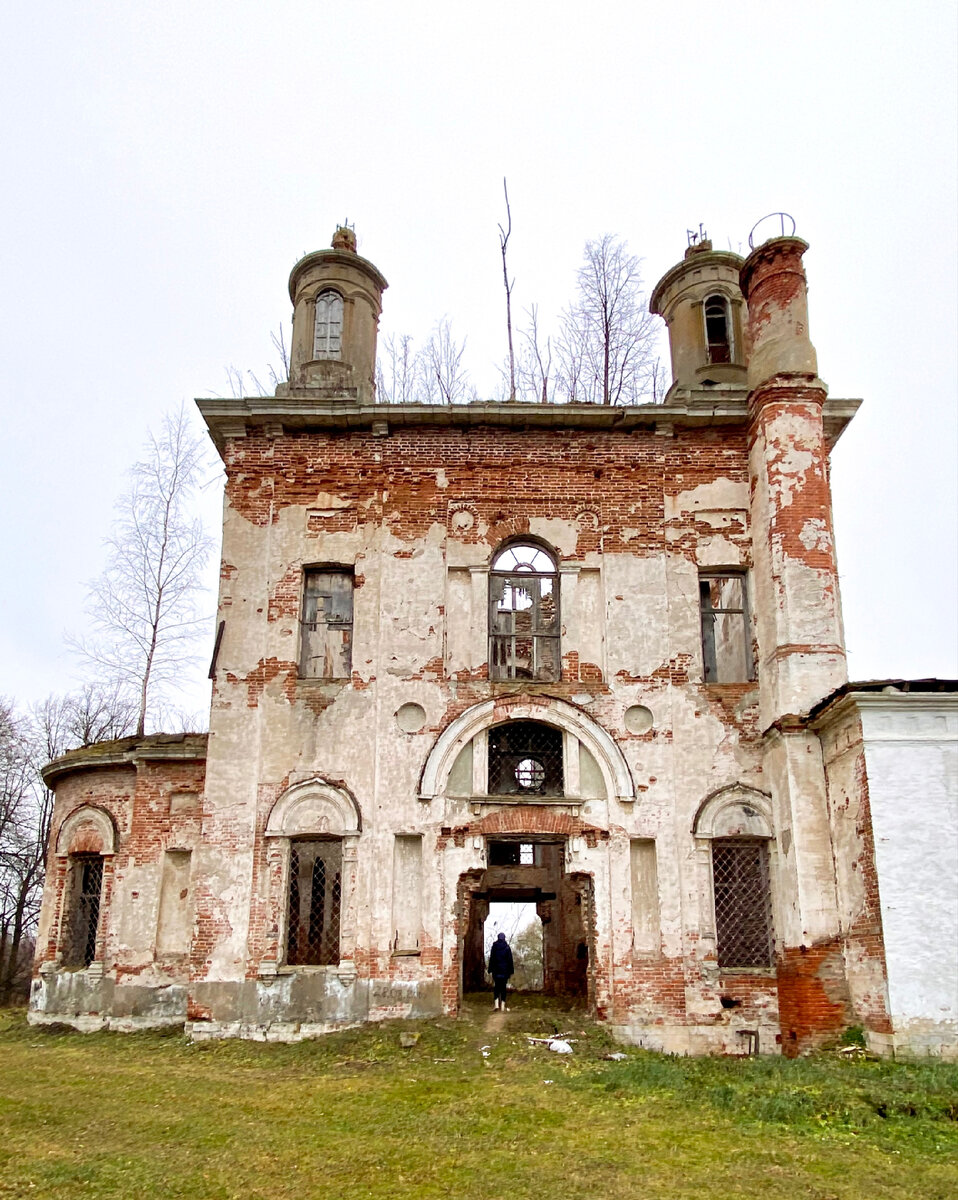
[281, 225, 388, 403]
[650, 236, 747, 394]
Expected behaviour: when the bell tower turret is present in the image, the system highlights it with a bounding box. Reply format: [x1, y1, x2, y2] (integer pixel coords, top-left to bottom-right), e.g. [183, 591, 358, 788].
[281, 225, 388, 403]
[650, 238, 748, 393]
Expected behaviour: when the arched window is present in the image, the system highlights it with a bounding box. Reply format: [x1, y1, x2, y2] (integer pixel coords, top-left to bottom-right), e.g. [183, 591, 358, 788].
[265, 778, 361, 970]
[287, 839, 342, 965]
[488, 721, 564, 796]
[704, 294, 732, 364]
[488, 542, 560, 681]
[313, 290, 344, 359]
[693, 787, 775, 970]
[62, 855, 104, 968]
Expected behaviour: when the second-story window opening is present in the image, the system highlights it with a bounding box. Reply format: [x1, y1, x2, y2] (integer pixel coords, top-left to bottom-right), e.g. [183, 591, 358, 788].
[704, 294, 732, 364]
[301, 568, 353, 678]
[489, 542, 560, 681]
[313, 290, 344, 359]
[700, 572, 753, 683]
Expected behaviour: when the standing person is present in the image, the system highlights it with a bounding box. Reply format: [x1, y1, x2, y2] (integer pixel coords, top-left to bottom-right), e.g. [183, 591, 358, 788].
[488, 931, 514, 1011]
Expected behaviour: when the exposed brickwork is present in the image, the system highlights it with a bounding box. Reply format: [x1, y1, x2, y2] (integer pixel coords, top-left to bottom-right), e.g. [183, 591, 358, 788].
[776, 940, 854, 1056]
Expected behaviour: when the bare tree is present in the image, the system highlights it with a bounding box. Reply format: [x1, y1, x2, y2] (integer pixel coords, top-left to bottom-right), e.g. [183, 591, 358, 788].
[0, 700, 53, 1003]
[225, 323, 290, 398]
[377, 332, 419, 404]
[517, 304, 553, 404]
[557, 235, 659, 405]
[421, 319, 471, 404]
[499, 178, 516, 402]
[72, 406, 215, 736]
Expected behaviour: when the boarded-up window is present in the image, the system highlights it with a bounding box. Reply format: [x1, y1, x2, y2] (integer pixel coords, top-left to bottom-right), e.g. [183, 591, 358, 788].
[630, 839, 660, 955]
[391, 835, 423, 953]
[62, 855, 103, 968]
[704, 294, 732, 364]
[155, 850, 192, 957]
[286, 839, 342, 966]
[489, 543, 559, 681]
[313, 290, 343, 359]
[301, 568, 353, 678]
[700, 573, 753, 682]
[712, 839, 773, 968]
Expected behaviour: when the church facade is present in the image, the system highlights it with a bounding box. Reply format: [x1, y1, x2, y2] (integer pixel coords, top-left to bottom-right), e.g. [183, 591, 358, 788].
[29, 226, 957, 1057]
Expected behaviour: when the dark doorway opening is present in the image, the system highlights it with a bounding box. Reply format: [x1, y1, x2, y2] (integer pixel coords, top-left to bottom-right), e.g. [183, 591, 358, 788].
[460, 839, 594, 1009]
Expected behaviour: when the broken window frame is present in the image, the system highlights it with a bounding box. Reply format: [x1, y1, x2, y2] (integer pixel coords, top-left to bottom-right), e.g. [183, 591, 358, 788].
[313, 289, 344, 359]
[711, 838, 774, 969]
[488, 542, 560, 682]
[699, 571, 754, 683]
[285, 838, 343, 967]
[61, 854, 104, 969]
[300, 566, 354, 680]
[704, 293, 732, 364]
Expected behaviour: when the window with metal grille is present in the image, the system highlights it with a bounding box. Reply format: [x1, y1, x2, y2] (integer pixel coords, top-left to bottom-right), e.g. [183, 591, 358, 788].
[301, 568, 353, 678]
[489, 543, 560, 682]
[62, 855, 103, 968]
[700, 572, 753, 682]
[488, 722, 563, 796]
[704, 294, 732, 364]
[286, 840, 342, 966]
[712, 839, 773, 968]
[313, 290, 343, 359]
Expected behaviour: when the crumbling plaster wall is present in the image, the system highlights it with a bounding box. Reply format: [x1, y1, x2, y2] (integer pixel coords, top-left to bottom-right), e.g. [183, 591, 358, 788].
[189, 420, 785, 1047]
[31, 747, 206, 1030]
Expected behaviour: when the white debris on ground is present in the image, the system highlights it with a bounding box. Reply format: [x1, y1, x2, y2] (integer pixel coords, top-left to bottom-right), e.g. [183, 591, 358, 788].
[604, 1052, 627, 1061]
[548, 1039, 573, 1054]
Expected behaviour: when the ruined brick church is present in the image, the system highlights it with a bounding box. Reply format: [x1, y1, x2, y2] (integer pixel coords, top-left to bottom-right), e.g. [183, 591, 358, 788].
[31, 226, 957, 1057]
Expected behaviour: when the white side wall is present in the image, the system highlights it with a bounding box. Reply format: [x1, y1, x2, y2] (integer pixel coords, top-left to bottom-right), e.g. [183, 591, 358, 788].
[859, 693, 958, 1058]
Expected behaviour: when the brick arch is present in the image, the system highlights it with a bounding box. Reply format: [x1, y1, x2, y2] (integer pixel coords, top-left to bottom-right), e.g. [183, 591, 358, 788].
[475, 806, 608, 841]
[484, 514, 531, 545]
[55, 805, 117, 857]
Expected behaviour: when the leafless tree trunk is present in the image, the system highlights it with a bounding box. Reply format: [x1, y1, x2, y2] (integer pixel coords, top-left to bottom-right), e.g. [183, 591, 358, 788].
[71, 406, 215, 736]
[518, 305, 553, 404]
[0, 700, 54, 1004]
[499, 178, 516, 402]
[378, 333, 418, 404]
[558, 235, 658, 405]
[421, 319, 470, 404]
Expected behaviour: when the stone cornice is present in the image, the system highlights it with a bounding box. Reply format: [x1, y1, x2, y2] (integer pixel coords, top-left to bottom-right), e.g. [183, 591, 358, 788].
[196, 393, 861, 456]
[41, 733, 208, 789]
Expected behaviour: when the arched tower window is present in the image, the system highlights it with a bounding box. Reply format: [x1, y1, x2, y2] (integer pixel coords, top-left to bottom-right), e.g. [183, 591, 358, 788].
[489, 542, 560, 681]
[313, 290, 344, 359]
[704, 294, 732, 364]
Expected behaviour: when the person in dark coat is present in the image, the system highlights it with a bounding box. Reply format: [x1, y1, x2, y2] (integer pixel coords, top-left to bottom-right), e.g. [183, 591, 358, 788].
[488, 931, 514, 1010]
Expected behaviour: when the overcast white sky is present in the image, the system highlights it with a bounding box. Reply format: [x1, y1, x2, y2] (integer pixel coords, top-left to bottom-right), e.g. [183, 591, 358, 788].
[1, 1, 955, 721]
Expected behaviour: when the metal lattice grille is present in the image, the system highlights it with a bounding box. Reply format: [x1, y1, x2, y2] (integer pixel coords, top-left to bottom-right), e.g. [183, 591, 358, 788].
[287, 840, 342, 966]
[712, 840, 773, 968]
[63, 855, 103, 968]
[488, 722, 564, 796]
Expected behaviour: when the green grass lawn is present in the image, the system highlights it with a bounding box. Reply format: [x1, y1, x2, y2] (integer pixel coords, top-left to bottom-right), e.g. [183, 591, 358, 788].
[1, 1006, 955, 1200]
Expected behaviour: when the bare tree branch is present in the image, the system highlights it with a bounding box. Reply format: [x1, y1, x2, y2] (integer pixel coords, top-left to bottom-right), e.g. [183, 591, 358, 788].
[499, 178, 516, 402]
[70, 406, 215, 736]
